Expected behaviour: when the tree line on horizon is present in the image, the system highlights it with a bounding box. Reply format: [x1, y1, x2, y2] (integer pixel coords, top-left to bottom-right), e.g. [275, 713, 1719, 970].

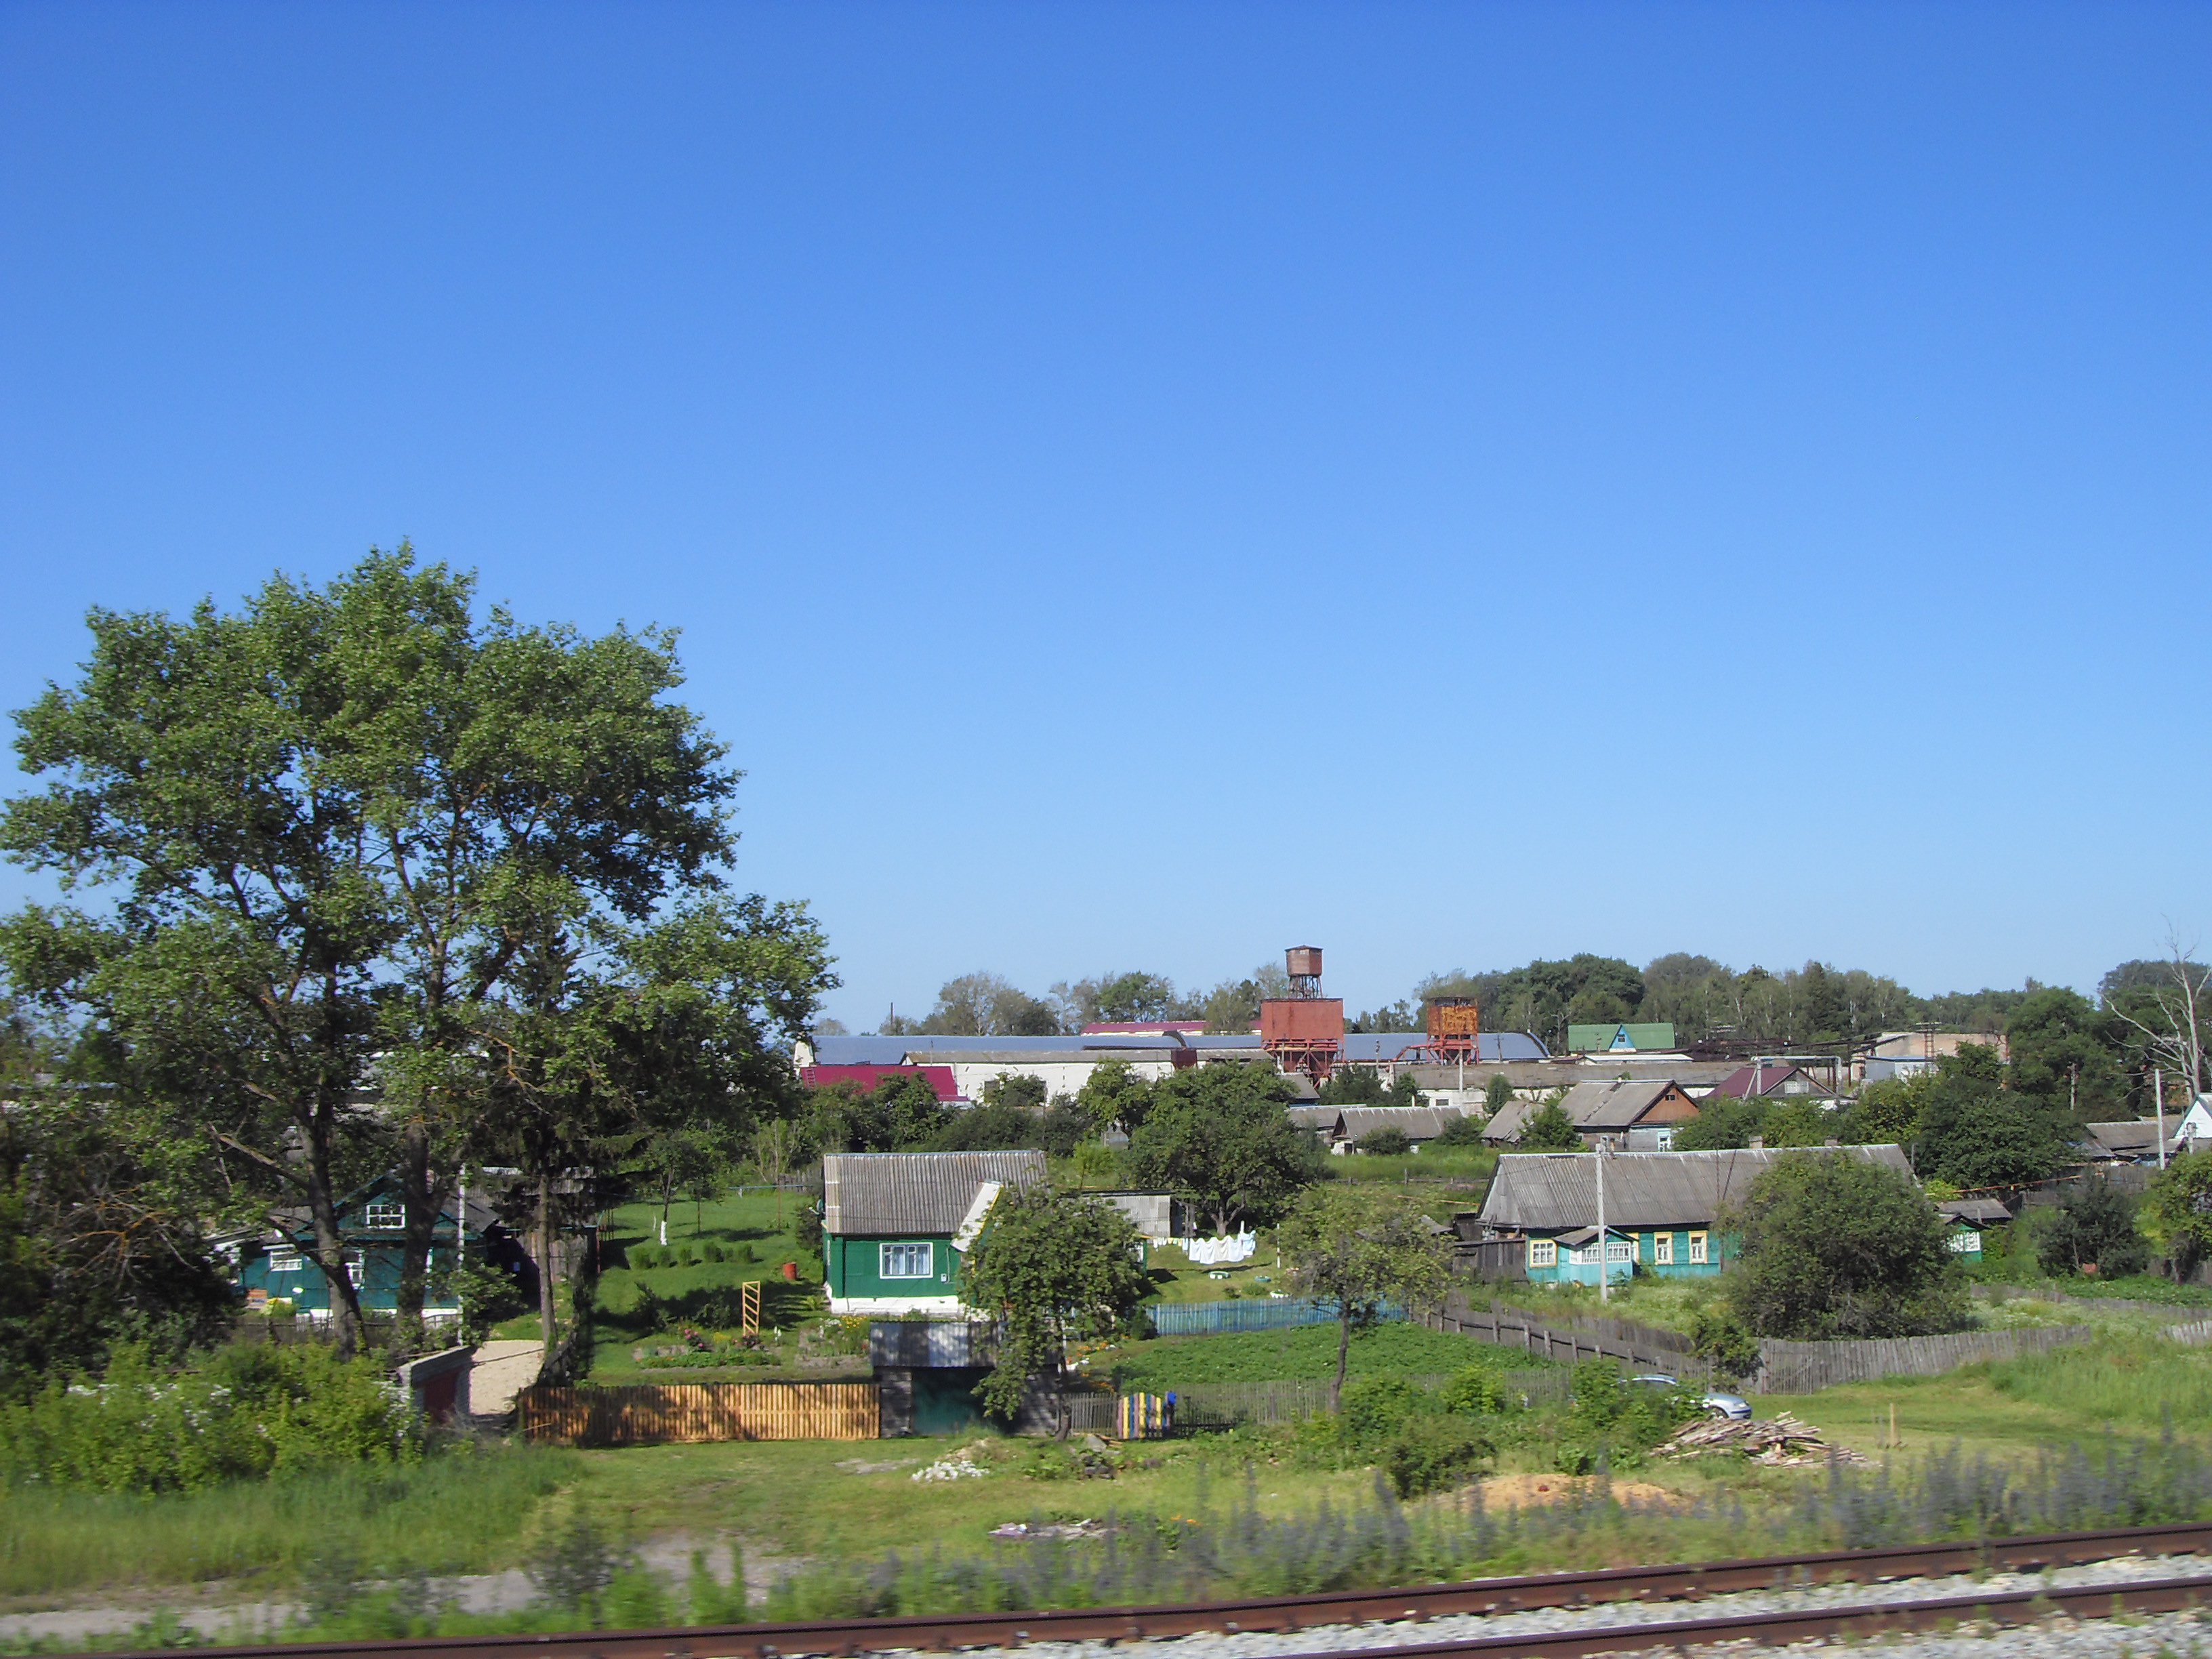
[865, 949, 2208, 1062]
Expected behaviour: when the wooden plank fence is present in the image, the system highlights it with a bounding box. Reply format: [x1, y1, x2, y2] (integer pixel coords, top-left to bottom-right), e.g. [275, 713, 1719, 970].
[1424, 1299, 1708, 1376]
[518, 1381, 879, 1446]
[1753, 1326, 2095, 1394]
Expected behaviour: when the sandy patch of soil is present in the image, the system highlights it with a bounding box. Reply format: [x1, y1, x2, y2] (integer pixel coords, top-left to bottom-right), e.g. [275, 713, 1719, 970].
[1475, 1472, 1684, 1510]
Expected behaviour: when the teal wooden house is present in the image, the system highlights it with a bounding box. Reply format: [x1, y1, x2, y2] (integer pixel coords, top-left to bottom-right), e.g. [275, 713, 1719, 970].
[821, 1149, 1046, 1315]
[1475, 1145, 1919, 1286]
[232, 1176, 527, 1319]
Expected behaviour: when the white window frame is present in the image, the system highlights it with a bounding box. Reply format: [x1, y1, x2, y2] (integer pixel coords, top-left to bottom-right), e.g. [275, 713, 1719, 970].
[880, 1242, 934, 1279]
[267, 1248, 302, 1274]
[363, 1200, 405, 1230]
[1527, 1238, 1557, 1268]
[344, 1252, 365, 1288]
[1605, 1240, 1632, 1263]
[1688, 1230, 1708, 1265]
[1653, 1231, 1673, 1265]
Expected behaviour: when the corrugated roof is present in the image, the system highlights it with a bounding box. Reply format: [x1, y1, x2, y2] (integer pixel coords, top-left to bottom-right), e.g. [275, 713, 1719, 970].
[800, 1063, 961, 1100]
[1337, 1105, 1467, 1141]
[1477, 1145, 1917, 1229]
[1338, 1032, 1550, 1063]
[1287, 1105, 1343, 1132]
[1559, 1079, 1685, 1130]
[2084, 1121, 2164, 1154]
[1713, 1063, 1830, 1099]
[1938, 1197, 2014, 1224]
[822, 1150, 1046, 1237]
[1565, 1022, 1678, 1052]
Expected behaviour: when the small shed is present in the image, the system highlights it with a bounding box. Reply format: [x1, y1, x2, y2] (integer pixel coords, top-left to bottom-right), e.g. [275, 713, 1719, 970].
[1334, 1105, 1469, 1151]
[1936, 1197, 2013, 1258]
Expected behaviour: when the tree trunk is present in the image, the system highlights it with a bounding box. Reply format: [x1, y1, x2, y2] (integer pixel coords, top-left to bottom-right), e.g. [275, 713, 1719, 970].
[395, 1116, 452, 1349]
[1331, 1308, 1352, 1412]
[302, 1127, 367, 1360]
[537, 1169, 559, 1354]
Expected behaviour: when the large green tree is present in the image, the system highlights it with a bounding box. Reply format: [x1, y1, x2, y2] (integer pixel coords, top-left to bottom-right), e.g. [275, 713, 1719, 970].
[2006, 987, 2127, 1121]
[1279, 1185, 1453, 1408]
[1, 550, 832, 1356]
[1912, 1044, 2072, 1189]
[1126, 1061, 1322, 1233]
[1722, 1152, 1967, 1340]
[960, 1188, 1150, 1433]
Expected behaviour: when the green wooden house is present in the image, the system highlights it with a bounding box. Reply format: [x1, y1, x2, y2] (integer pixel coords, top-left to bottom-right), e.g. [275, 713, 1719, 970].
[821, 1149, 1046, 1315]
[230, 1174, 531, 1320]
[1473, 1144, 1918, 1286]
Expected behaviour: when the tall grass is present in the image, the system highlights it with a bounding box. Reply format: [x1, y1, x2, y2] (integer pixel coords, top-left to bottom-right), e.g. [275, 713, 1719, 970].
[1113, 1322, 1551, 1388]
[0, 1446, 576, 1599]
[1983, 1334, 2212, 1427]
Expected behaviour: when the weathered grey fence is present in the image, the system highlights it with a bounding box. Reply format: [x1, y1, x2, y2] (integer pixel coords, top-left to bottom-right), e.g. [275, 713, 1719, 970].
[1424, 1298, 1706, 1376]
[1753, 1326, 2095, 1394]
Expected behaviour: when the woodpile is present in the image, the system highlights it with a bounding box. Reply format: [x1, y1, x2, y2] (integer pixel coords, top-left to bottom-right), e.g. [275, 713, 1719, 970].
[1660, 1410, 1868, 1467]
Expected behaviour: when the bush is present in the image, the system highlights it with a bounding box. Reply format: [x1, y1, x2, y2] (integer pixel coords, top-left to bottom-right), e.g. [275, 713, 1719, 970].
[628, 1245, 659, 1270]
[1440, 1365, 1508, 1416]
[703, 1243, 726, 1265]
[1335, 1376, 1426, 1448]
[1724, 1151, 1968, 1339]
[1688, 1307, 1760, 1382]
[1382, 1416, 1490, 1498]
[1354, 1128, 1412, 1157]
[2041, 1176, 2150, 1279]
[1435, 1115, 1486, 1147]
[0, 1343, 423, 1494]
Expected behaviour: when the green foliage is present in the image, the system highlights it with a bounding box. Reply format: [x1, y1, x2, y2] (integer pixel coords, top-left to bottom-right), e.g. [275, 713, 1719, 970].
[1483, 1074, 1517, 1116]
[1687, 1306, 1760, 1382]
[2037, 1175, 2148, 1278]
[1334, 1377, 1491, 1498]
[979, 1072, 1048, 1111]
[961, 1189, 1152, 1422]
[0, 1343, 423, 1494]
[1515, 1094, 1581, 1151]
[1353, 1126, 1412, 1156]
[1439, 1364, 1508, 1416]
[916, 972, 1063, 1038]
[1913, 1045, 2072, 1189]
[1280, 1185, 1455, 1403]
[2142, 1150, 2212, 1275]
[1843, 1073, 1932, 1146]
[1435, 1113, 1486, 1147]
[1127, 1062, 1323, 1233]
[2007, 987, 2129, 1120]
[1723, 1151, 1968, 1339]
[1075, 1058, 1155, 1138]
[1111, 1321, 1533, 1387]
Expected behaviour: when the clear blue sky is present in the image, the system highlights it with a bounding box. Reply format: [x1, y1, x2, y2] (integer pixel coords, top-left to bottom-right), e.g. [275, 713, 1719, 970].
[2, 2, 2206, 1028]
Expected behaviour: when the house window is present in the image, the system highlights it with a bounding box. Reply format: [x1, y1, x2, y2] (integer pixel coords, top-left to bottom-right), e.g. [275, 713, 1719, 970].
[1654, 1232, 1673, 1265]
[344, 1252, 365, 1288]
[267, 1248, 302, 1274]
[1605, 1240, 1632, 1263]
[1528, 1239, 1557, 1268]
[880, 1242, 934, 1279]
[1688, 1231, 1708, 1265]
[363, 1200, 404, 1230]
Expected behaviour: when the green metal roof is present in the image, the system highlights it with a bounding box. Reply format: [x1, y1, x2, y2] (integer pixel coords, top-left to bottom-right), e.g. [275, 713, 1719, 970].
[1565, 1021, 1677, 1052]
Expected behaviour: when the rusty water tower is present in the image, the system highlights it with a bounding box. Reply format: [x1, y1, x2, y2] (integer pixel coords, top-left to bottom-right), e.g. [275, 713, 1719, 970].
[1261, 945, 1343, 1082]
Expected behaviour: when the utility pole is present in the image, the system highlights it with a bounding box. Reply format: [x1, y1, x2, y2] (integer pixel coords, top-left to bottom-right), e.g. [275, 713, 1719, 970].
[1595, 1145, 1609, 1305]
[2157, 1066, 2168, 1169]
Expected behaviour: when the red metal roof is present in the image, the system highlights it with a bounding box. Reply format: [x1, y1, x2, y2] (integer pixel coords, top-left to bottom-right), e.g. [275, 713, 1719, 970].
[800, 1063, 961, 1102]
[1713, 1063, 1820, 1099]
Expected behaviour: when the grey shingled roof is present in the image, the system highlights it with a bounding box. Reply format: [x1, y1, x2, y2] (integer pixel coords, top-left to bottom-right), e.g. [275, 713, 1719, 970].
[821, 1150, 1046, 1237]
[2084, 1121, 2164, 1155]
[1286, 1105, 1343, 1132]
[1938, 1197, 2015, 1224]
[1477, 1145, 1917, 1230]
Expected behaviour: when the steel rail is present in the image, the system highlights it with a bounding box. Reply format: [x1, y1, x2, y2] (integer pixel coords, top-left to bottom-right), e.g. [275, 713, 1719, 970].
[107, 1518, 2212, 1659]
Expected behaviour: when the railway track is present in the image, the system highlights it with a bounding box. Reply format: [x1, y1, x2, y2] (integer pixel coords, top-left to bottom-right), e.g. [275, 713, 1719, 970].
[117, 1519, 2212, 1659]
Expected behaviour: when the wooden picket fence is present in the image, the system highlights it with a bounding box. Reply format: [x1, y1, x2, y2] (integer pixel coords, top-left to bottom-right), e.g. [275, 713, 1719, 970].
[1425, 1298, 1708, 1376]
[517, 1381, 880, 1446]
[1753, 1326, 2095, 1394]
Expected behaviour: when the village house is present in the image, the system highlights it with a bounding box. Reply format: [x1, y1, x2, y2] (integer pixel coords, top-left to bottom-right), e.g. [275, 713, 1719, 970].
[820, 1149, 1047, 1314]
[229, 1174, 534, 1321]
[1481, 1078, 1702, 1148]
[1467, 1144, 1918, 1285]
[1708, 1062, 1839, 1105]
[1329, 1105, 1469, 1152]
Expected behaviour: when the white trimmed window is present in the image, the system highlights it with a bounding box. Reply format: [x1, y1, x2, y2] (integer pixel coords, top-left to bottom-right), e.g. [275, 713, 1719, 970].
[268, 1248, 302, 1273]
[344, 1252, 365, 1287]
[1688, 1230, 1708, 1265]
[363, 1200, 404, 1230]
[1528, 1238, 1557, 1268]
[880, 1242, 933, 1279]
[1605, 1240, 1632, 1263]
[1653, 1232, 1673, 1265]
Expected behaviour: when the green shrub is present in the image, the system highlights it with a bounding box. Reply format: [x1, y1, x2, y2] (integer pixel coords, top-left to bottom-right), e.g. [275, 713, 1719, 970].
[629, 1245, 660, 1270]
[1440, 1365, 1507, 1416]
[1336, 1376, 1425, 1448]
[0, 1343, 422, 1494]
[1382, 1416, 1490, 1497]
[1354, 1128, 1412, 1156]
[702, 1243, 726, 1265]
[1435, 1115, 1486, 1147]
[1688, 1307, 1760, 1382]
